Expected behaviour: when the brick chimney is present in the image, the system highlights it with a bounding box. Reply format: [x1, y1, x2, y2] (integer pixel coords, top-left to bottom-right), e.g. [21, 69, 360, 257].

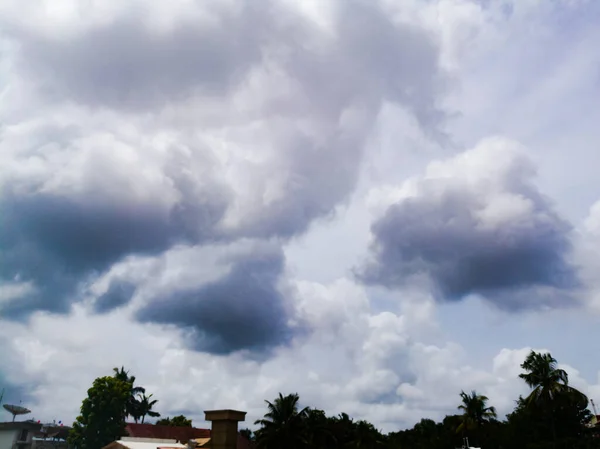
[204, 409, 246, 449]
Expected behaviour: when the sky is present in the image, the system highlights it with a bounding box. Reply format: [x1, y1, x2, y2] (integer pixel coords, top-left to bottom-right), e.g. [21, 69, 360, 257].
[1, 0, 600, 433]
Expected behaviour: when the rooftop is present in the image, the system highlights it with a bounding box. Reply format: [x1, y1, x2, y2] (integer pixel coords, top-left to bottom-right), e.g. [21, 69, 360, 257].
[125, 423, 210, 442]
[123, 423, 252, 449]
[104, 440, 186, 449]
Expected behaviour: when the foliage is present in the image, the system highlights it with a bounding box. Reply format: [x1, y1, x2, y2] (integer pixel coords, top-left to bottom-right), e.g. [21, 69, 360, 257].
[240, 428, 255, 441]
[155, 415, 193, 427]
[517, 351, 591, 447]
[253, 352, 599, 449]
[456, 389, 498, 447]
[136, 393, 161, 424]
[254, 392, 310, 449]
[112, 366, 156, 424]
[68, 376, 131, 449]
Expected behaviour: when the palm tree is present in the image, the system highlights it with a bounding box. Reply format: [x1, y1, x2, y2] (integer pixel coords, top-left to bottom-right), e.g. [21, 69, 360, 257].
[113, 366, 145, 422]
[457, 390, 497, 434]
[137, 393, 160, 424]
[350, 420, 384, 449]
[518, 351, 584, 405]
[518, 351, 588, 445]
[254, 393, 309, 449]
[303, 409, 335, 448]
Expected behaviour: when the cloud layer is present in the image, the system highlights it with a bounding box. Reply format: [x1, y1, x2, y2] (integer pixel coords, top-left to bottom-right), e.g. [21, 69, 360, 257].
[136, 242, 296, 355]
[360, 137, 578, 310]
[0, 0, 599, 434]
[0, 0, 445, 322]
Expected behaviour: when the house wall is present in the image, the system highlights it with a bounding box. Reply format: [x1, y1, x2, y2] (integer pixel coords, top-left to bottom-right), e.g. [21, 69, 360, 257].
[0, 429, 17, 449]
[31, 440, 69, 449]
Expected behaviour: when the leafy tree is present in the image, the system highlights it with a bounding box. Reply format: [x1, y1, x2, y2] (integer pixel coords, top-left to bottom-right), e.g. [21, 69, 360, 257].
[68, 376, 131, 449]
[113, 366, 145, 422]
[156, 415, 193, 427]
[254, 393, 309, 449]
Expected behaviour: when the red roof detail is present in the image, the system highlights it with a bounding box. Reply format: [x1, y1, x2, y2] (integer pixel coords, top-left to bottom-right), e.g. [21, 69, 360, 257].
[125, 423, 253, 449]
[125, 423, 210, 442]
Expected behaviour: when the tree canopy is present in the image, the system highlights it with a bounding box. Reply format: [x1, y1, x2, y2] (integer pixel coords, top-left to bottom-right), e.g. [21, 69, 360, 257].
[69, 368, 162, 449]
[155, 415, 193, 427]
[252, 352, 599, 449]
[68, 376, 131, 449]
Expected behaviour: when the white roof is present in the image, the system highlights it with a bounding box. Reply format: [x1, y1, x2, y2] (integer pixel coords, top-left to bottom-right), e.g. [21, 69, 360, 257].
[113, 440, 186, 449]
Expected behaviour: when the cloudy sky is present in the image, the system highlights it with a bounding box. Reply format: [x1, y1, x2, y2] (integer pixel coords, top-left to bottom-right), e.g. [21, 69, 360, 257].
[1, 0, 600, 433]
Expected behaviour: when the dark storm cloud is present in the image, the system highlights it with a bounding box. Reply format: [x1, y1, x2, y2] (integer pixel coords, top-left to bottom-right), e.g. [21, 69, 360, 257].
[94, 280, 137, 314]
[0, 382, 33, 409]
[358, 146, 579, 310]
[0, 175, 229, 318]
[136, 248, 296, 355]
[0, 339, 36, 407]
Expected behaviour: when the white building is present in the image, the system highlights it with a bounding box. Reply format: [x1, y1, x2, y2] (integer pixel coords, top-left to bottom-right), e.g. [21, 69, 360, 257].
[0, 421, 39, 449]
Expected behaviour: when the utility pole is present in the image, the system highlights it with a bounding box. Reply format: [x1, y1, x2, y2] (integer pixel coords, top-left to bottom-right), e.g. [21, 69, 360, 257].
[592, 399, 598, 416]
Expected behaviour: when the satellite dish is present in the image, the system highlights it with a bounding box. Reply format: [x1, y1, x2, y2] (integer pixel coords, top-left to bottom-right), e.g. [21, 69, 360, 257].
[3, 404, 31, 422]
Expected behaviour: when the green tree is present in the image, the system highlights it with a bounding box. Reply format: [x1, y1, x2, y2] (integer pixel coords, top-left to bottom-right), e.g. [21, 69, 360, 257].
[68, 376, 131, 449]
[519, 350, 589, 446]
[136, 393, 160, 424]
[156, 415, 193, 427]
[457, 390, 497, 432]
[254, 393, 309, 449]
[519, 351, 571, 406]
[113, 366, 145, 422]
[456, 390, 497, 447]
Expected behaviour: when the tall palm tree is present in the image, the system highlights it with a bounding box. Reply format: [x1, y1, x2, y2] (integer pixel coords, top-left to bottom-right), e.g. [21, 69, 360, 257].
[113, 366, 145, 422]
[518, 351, 588, 445]
[518, 351, 585, 405]
[457, 390, 497, 434]
[254, 393, 309, 449]
[137, 393, 160, 424]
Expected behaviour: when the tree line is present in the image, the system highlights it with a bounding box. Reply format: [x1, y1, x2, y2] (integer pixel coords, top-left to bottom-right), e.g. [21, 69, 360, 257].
[248, 351, 598, 449]
[68, 351, 600, 449]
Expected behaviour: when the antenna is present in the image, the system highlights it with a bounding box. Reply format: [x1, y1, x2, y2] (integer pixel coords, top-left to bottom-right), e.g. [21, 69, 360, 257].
[592, 399, 598, 416]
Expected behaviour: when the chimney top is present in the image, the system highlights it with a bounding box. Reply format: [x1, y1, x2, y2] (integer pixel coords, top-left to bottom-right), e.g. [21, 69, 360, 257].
[204, 409, 246, 422]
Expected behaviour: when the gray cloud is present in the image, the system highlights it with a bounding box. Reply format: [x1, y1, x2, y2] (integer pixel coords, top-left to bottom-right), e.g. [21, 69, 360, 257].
[0, 163, 229, 318]
[94, 280, 137, 314]
[136, 245, 296, 355]
[358, 139, 579, 310]
[4, 5, 266, 111]
[0, 0, 447, 345]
